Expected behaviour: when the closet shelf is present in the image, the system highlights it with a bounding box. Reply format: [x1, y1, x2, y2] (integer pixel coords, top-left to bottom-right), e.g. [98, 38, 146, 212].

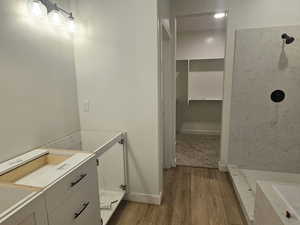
[176, 57, 224, 61]
[189, 98, 223, 101]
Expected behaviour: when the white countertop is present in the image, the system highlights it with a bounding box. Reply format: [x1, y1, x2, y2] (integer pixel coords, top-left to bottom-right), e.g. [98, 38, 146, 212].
[0, 185, 36, 220]
[0, 149, 94, 221]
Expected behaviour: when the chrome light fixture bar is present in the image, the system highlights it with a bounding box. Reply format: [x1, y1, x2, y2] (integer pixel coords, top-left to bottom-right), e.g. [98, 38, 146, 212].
[39, 0, 73, 18]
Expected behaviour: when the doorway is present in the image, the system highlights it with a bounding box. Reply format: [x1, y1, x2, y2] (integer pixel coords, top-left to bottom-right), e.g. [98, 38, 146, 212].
[175, 12, 227, 168]
[160, 20, 176, 169]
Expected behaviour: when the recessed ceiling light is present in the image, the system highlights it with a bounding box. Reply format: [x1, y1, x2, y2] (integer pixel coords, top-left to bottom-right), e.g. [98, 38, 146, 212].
[214, 12, 226, 19]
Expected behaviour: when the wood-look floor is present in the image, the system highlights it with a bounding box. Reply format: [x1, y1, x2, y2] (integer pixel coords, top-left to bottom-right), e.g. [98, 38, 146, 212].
[108, 167, 247, 225]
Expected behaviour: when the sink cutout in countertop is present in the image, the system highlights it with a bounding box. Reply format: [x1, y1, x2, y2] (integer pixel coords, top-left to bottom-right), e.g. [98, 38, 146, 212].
[14, 153, 90, 188]
[0, 150, 91, 188]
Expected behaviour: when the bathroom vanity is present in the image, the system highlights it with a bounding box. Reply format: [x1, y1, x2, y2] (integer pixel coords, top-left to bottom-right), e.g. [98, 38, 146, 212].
[47, 130, 128, 225]
[0, 131, 127, 225]
[0, 149, 101, 225]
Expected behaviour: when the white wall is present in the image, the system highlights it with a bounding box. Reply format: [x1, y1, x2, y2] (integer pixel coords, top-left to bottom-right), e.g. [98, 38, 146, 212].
[173, 0, 227, 16]
[72, 0, 161, 200]
[221, 0, 300, 165]
[177, 30, 226, 60]
[0, 0, 80, 162]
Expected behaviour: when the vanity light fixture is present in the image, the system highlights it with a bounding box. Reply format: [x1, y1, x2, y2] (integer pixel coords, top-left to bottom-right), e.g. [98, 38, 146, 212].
[48, 7, 63, 26]
[28, 0, 76, 32]
[28, 0, 47, 17]
[67, 14, 76, 33]
[214, 12, 226, 19]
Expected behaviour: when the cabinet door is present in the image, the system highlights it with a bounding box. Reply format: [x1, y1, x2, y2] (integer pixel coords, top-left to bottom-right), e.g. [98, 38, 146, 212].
[97, 142, 126, 193]
[96, 141, 126, 225]
[0, 195, 48, 225]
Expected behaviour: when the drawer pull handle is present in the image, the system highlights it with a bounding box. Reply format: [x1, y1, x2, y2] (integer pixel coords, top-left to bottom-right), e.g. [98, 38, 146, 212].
[74, 202, 90, 219]
[71, 174, 87, 187]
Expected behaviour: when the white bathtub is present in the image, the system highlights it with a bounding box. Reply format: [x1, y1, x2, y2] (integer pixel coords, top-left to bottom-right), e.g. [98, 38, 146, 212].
[273, 184, 300, 221]
[228, 165, 300, 225]
[254, 181, 300, 225]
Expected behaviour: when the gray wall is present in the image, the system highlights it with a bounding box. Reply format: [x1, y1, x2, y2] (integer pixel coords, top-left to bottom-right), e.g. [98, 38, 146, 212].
[176, 60, 188, 131]
[0, 0, 80, 162]
[228, 26, 300, 173]
[221, 0, 300, 166]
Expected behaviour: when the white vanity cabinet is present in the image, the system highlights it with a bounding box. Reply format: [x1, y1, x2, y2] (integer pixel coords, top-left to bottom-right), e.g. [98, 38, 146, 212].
[46, 157, 101, 225]
[0, 150, 101, 225]
[0, 131, 128, 225]
[0, 193, 48, 225]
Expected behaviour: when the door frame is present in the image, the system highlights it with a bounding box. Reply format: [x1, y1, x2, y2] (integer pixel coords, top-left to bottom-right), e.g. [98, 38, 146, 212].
[160, 20, 176, 169]
[173, 11, 229, 169]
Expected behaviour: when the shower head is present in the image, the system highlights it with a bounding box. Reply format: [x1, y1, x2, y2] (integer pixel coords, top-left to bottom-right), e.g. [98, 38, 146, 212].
[282, 33, 295, 45]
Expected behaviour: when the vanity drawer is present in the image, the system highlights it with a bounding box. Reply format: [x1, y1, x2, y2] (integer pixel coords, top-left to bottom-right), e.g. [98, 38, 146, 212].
[48, 179, 101, 225]
[45, 157, 97, 213]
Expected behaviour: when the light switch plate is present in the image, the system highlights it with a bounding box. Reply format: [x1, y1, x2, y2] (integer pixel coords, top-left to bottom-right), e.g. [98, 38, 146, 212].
[83, 100, 90, 112]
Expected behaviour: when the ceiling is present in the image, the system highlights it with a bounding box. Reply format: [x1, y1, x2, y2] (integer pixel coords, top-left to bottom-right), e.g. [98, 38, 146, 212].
[177, 13, 226, 33]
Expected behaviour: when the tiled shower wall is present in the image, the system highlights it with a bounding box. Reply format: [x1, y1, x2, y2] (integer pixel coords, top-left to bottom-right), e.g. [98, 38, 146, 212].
[228, 26, 300, 173]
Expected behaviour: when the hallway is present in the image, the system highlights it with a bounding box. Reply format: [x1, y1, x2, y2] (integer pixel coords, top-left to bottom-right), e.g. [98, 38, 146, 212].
[108, 167, 246, 225]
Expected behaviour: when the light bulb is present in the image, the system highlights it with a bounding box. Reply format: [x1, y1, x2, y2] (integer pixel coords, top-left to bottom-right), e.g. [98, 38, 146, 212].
[48, 9, 63, 26]
[68, 18, 76, 33]
[31, 1, 42, 16]
[214, 12, 226, 19]
[28, 0, 47, 17]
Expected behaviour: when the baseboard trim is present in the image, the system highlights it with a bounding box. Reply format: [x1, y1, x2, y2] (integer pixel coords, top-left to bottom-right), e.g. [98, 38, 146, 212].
[125, 192, 162, 205]
[180, 129, 221, 135]
[218, 161, 228, 172]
